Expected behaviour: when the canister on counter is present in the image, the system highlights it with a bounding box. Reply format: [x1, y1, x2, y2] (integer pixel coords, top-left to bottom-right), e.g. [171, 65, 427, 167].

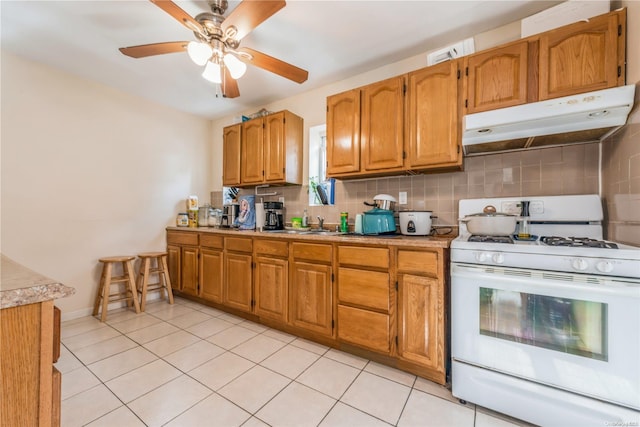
[187, 195, 199, 211]
[340, 212, 348, 233]
[176, 213, 189, 227]
[188, 210, 198, 228]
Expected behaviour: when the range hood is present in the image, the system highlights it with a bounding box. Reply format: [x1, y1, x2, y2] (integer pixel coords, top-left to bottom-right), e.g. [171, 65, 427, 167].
[462, 85, 636, 156]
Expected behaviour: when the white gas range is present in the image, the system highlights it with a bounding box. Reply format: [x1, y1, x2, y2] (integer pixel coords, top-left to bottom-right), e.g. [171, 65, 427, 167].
[450, 194, 640, 427]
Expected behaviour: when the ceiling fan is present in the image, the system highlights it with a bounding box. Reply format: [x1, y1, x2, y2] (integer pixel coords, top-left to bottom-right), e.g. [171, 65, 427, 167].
[119, 0, 309, 98]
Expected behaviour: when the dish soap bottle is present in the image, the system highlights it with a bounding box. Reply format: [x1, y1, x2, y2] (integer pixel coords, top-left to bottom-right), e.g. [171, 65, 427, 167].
[302, 209, 309, 228]
[518, 201, 531, 239]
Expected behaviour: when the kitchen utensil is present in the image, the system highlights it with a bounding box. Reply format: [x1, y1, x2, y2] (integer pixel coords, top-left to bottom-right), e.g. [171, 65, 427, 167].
[362, 207, 396, 235]
[364, 194, 397, 211]
[399, 211, 433, 235]
[460, 205, 517, 236]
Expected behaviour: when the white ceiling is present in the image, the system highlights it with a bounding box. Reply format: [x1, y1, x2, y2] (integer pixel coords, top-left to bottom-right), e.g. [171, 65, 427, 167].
[1, 0, 561, 120]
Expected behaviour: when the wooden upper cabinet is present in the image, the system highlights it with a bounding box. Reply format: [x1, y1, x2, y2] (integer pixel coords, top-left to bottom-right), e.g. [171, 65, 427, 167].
[361, 76, 405, 172]
[466, 40, 530, 113]
[539, 10, 624, 100]
[264, 111, 303, 185]
[226, 110, 303, 187]
[241, 118, 264, 184]
[326, 89, 361, 176]
[406, 60, 462, 170]
[222, 124, 241, 186]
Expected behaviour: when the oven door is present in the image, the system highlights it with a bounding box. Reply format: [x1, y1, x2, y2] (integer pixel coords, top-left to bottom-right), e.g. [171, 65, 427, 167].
[451, 262, 640, 410]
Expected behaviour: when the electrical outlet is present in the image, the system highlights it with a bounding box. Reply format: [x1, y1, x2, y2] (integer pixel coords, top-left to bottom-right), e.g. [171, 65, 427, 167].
[278, 196, 285, 205]
[399, 191, 407, 205]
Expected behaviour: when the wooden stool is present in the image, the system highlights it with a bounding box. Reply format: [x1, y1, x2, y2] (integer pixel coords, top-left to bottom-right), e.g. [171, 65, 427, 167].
[93, 256, 140, 322]
[136, 252, 174, 311]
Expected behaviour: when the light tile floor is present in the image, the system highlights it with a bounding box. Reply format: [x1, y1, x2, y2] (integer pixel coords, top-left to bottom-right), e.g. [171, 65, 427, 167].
[58, 297, 533, 427]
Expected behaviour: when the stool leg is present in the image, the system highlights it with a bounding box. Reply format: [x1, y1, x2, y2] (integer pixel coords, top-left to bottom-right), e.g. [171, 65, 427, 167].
[139, 258, 150, 312]
[93, 263, 107, 317]
[160, 255, 175, 305]
[100, 262, 113, 322]
[125, 260, 141, 314]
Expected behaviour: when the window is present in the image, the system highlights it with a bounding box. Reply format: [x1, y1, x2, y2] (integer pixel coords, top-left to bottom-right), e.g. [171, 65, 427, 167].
[308, 124, 330, 206]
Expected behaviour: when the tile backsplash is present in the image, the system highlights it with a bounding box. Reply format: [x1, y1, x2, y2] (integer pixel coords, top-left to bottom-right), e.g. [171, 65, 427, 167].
[213, 142, 600, 229]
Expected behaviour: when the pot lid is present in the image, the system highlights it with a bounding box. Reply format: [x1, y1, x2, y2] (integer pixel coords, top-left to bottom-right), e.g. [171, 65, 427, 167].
[373, 194, 397, 202]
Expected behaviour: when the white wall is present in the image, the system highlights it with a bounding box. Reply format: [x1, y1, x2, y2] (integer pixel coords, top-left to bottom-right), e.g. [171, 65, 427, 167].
[1, 52, 212, 317]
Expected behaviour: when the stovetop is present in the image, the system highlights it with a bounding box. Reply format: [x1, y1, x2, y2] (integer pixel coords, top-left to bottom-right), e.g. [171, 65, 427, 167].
[452, 195, 639, 278]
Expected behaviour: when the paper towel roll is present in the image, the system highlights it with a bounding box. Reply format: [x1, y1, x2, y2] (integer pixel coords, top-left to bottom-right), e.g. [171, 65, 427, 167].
[255, 199, 265, 230]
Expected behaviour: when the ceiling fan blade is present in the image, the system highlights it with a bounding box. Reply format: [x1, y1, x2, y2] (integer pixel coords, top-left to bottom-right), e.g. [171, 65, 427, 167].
[238, 47, 308, 84]
[149, 0, 204, 35]
[119, 41, 189, 58]
[223, 0, 286, 41]
[222, 67, 240, 98]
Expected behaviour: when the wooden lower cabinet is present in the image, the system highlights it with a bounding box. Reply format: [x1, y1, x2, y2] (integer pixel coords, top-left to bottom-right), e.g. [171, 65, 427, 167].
[167, 244, 181, 291]
[200, 248, 223, 303]
[168, 230, 449, 384]
[200, 234, 224, 303]
[290, 260, 333, 336]
[396, 248, 447, 384]
[223, 252, 253, 313]
[1, 300, 61, 427]
[337, 245, 392, 354]
[180, 246, 199, 296]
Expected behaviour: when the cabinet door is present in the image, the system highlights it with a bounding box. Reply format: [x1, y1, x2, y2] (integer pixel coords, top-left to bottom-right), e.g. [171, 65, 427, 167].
[181, 246, 199, 296]
[264, 112, 285, 183]
[338, 305, 390, 353]
[466, 40, 530, 113]
[407, 60, 462, 169]
[539, 12, 621, 100]
[255, 256, 288, 322]
[167, 244, 181, 291]
[398, 273, 445, 376]
[361, 76, 405, 172]
[326, 89, 361, 176]
[224, 252, 253, 312]
[241, 118, 264, 184]
[201, 248, 223, 303]
[223, 124, 242, 186]
[290, 261, 333, 336]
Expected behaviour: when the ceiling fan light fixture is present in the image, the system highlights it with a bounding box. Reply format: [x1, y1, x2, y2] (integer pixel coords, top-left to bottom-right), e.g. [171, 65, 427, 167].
[202, 60, 222, 84]
[187, 41, 213, 66]
[223, 53, 247, 79]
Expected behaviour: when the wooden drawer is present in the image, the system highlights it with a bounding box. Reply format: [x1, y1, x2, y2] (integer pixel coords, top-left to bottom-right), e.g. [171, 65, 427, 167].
[167, 231, 198, 246]
[397, 249, 439, 276]
[255, 239, 288, 257]
[338, 268, 389, 312]
[338, 246, 389, 269]
[292, 242, 332, 263]
[200, 234, 223, 249]
[338, 305, 390, 353]
[225, 237, 253, 253]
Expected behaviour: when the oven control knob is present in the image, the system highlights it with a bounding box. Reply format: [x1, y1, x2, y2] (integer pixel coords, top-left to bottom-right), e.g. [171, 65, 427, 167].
[475, 252, 488, 262]
[492, 253, 505, 264]
[596, 260, 614, 273]
[571, 258, 589, 271]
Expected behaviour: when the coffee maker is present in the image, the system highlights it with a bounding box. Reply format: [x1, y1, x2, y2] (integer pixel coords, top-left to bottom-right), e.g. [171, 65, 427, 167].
[263, 201, 284, 230]
[221, 203, 239, 228]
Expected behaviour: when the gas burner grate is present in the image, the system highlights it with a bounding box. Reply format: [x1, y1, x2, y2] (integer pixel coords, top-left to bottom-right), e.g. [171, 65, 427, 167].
[468, 235, 513, 244]
[540, 236, 618, 249]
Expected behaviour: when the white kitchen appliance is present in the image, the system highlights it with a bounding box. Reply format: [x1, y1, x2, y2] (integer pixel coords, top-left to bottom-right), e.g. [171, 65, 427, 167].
[399, 211, 433, 235]
[451, 194, 640, 426]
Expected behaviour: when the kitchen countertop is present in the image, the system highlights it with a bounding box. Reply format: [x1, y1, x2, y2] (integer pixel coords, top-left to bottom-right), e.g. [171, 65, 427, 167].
[1, 255, 75, 309]
[167, 226, 455, 248]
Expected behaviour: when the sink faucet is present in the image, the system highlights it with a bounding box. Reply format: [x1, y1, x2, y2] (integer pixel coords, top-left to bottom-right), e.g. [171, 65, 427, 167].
[317, 216, 325, 231]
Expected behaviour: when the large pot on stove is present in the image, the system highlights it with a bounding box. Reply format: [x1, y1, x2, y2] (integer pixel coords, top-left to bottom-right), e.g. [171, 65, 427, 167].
[460, 205, 517, 236]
